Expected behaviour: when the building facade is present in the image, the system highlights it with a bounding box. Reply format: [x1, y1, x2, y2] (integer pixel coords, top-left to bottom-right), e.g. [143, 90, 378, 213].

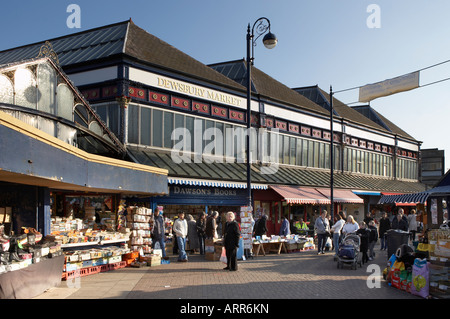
[0, 20, 426, 234]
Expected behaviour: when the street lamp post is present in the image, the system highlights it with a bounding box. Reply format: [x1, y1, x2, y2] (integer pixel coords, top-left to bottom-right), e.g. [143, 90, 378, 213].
[246, 17, 277, 208]
[329, 86, 334, 223]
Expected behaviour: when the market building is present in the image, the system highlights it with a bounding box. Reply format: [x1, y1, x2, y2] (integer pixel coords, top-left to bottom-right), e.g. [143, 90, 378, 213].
[0, 19, 426, 236]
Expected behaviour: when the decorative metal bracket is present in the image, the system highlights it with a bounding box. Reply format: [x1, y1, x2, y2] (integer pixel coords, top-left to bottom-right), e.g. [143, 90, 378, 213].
[37, 41, 60, 65]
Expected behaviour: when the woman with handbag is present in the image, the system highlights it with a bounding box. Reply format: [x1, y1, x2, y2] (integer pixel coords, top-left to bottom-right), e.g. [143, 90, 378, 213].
[315, 210, 330, 255]
[223, 212, 241, 271]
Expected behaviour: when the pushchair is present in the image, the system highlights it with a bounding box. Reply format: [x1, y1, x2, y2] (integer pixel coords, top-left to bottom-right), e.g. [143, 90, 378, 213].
[336, 233, 362, 270]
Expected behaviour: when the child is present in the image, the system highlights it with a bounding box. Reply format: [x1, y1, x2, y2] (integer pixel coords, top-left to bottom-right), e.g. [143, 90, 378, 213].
[356, 221, 370, 264]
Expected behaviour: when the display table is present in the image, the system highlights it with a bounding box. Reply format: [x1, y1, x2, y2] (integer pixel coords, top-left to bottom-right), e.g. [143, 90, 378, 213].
[252, 241, 288, 256]
[0, 255, 65, 299]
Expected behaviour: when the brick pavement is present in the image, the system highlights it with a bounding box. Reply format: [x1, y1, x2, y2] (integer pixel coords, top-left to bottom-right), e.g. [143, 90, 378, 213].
[34, 242, 419, 300]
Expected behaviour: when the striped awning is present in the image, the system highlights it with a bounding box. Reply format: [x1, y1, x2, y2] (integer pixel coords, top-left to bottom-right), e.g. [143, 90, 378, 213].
[377, 191, 430, 205]
[168, 177, 268, 190]
[316, 188, 364, 204]
[269, 185, 331, 205]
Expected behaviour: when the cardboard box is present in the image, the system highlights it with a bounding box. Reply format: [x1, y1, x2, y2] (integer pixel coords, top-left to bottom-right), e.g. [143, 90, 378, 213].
[205, 252, 221, 261]
[140, 255, 161, 266]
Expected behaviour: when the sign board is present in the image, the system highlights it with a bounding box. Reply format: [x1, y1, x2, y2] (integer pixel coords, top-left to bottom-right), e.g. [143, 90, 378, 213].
[358, 71, 419, 102]
[240, 206, 253, 249]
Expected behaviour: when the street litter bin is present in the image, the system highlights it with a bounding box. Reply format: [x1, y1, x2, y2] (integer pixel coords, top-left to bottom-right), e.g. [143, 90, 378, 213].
[387, 229, 410, 259]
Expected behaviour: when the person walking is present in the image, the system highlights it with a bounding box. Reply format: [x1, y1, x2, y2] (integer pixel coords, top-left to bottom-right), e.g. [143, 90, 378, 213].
[407, 209, 418, 242]
[331, 212, 345, 256]
[196, 212, 207, 255]
[314, 210, 330, 255]
[378, 212, 390, 251]
[223, 211, 241, 271]
[173, 211, 188, 262]
[367, 220, 378, 260]
[152, 207, 168, 260]
[186, 214, 199, 253]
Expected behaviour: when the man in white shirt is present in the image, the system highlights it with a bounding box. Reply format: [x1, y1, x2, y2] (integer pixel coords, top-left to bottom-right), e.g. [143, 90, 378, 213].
[173, 211, 188, 262]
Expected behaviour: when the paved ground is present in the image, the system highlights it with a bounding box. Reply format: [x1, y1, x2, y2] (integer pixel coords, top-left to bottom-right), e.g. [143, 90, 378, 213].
[34, 242, 419, 300]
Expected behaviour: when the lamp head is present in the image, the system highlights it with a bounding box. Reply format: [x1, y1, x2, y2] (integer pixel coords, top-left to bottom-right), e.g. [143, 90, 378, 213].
[262, 32, 278, 49]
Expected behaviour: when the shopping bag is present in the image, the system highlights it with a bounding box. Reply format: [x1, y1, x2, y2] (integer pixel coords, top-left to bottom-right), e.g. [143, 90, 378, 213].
[220, 247, 227, 264]
[410, 258, 429, 298]
[390, 261, 405, 289]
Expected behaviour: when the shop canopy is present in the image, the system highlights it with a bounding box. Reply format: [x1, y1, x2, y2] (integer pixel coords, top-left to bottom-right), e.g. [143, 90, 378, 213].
[316, 188, 364, 204]
[269, 185, 331, 205]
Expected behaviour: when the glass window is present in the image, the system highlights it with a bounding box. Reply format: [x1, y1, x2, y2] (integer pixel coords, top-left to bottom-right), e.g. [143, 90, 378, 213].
[302, 139, 308, 166]
[140, 107, 151, 146]
[324, 143, 330, 169]
[107, 104, 119, 136]
[127, 104, 139, 144]
[0, 74, 13, 104]
[164, 111, 174, 148]
[319, 142, 325, 168]
[215, 122, 224, 158]
[152, 109, 163, 147]
[37, 62, 56, 114]
[296, 138, 302, 166]
[307, 140, 314, 167]
[283, 135, 290, 164]
[56, 84, 74, 121]
[289, 137, 296, 165]
[14, 67, 37, 109]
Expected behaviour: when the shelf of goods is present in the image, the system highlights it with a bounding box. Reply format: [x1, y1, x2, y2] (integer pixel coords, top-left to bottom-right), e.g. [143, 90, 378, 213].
[127, 207, 153, 254]
[49, 217, 133, 280]
[62, 246, 131, 280]
[428, 228, 450, 299]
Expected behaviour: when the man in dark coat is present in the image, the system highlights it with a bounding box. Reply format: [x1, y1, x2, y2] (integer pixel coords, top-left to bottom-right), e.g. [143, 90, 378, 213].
[223, 211, 241, 271]
[254, 215, 267, 237]
[152, 207, 168, 260]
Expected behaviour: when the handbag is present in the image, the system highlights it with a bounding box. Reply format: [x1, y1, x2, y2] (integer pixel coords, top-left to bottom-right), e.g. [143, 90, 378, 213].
[220, 247, 227, 264]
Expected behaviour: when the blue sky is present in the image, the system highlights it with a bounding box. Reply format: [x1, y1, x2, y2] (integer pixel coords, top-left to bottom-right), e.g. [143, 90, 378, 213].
[2, 0, 450, 173]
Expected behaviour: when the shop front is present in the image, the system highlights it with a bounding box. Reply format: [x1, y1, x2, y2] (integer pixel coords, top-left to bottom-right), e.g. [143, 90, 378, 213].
[254, 185, 364, 235]
[149, 181, 264, 230]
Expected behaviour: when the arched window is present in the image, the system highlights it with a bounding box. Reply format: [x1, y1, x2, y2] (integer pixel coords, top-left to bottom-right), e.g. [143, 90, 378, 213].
[0, 74, 13, 104]
[56, 83, 74, 121]
[37, 62, 56, 114]
[14, 67, 37, 109]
